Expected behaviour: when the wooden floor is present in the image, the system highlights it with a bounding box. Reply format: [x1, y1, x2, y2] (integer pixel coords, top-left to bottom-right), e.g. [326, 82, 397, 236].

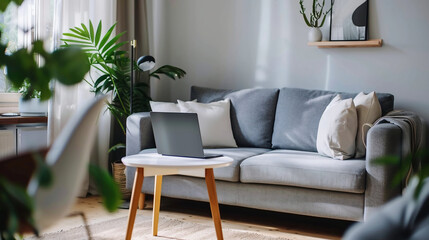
[38, 195, 354, 239]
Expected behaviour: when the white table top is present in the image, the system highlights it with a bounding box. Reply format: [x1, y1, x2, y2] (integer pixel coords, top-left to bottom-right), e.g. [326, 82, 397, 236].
[122, 153, 233, 170]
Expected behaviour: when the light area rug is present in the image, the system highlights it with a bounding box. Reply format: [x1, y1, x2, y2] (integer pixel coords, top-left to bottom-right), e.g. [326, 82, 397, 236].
[26, 214, 301, 240]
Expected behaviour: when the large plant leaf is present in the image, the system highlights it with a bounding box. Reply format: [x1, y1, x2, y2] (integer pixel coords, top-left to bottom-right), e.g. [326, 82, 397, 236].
[0, 0, 24, 12]
[97, 23, 118, 53]
[88, 164, 122, 212]
[150, 65, 186, 80]
[49, 48, 90, 86]
[94, 21, 102, 47]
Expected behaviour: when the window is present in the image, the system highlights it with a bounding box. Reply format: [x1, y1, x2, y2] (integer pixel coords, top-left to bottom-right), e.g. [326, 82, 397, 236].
[0, 0, 54, 93]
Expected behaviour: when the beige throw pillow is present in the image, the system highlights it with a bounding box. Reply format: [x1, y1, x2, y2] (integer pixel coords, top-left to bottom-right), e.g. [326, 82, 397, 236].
[317, 95, 358, 160]
[178, 99, 237, 148]
[353, 92, 382, 158]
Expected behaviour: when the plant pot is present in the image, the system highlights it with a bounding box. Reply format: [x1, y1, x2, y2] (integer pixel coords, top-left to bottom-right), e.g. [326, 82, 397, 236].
[308, 27, 322, 42]
[112, 162, 131, 200]
[19, 98, 48, 116]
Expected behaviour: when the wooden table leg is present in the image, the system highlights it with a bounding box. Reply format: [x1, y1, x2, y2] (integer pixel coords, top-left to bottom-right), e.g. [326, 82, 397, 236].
[205, 168, 224, 240]
[138, 193, 145, 210]
[125, 168, 144, 240]
[152, 175, 163, 236]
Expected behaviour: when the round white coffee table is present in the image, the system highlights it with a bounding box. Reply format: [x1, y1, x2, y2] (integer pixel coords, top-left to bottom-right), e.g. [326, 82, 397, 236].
[122, 153, 233, 240]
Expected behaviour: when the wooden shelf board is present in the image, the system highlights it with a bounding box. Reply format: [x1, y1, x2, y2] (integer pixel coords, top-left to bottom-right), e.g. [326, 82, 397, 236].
[308, 39, 383, 48]
[0, 116, 47, 125]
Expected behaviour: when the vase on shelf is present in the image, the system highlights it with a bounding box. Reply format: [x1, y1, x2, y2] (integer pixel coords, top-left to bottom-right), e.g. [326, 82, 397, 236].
[308, 28, 322, 42]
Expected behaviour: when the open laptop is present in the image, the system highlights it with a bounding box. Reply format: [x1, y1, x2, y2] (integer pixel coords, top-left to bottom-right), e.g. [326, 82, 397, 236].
[150, 112, 223, 159]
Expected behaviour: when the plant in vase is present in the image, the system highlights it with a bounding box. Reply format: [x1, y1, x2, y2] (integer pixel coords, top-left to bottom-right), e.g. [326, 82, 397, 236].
[14, 80, 48, 116]
[299, 0, 333, 42]
[61, 20, 186, 198]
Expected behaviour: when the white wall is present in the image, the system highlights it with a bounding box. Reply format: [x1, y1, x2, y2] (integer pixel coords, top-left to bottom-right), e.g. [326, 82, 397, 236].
[147, 0, 429, 143]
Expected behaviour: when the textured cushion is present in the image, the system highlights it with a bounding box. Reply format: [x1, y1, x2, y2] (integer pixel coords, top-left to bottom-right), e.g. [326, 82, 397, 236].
[317, 95, 358, 160]
[240, 149, 366, 193]
[131, 148, 270, 182]
[191, 86, 279, 148]
[353, 92, 382, 158]
[272, 87, 394, 152]
[178, 99, 237, 148]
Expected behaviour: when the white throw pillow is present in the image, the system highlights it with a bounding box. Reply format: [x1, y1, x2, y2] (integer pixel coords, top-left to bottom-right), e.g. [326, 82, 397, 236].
[353, 92, 382, 158]
[317, 95, 358, 160]
[177, 99, 237, 148]
[150, 100, 196, 112]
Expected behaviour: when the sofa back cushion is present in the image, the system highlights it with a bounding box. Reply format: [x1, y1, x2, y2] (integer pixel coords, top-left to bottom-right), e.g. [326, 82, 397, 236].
[191, 86, 279, 148]
[272, 87, 394, 152]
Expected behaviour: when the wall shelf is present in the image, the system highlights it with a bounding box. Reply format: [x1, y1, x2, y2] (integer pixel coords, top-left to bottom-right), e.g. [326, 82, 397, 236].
[308, 39, 383, 48]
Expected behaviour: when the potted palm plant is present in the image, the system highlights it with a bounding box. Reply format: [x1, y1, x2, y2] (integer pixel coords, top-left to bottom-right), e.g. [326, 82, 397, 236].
[61, 21, 186, 198]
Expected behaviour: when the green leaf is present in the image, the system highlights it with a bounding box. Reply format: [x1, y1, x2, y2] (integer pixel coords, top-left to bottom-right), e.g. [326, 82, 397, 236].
[7, 210, 19, 238]
[98, 23, 118, 50]
[69, 27, 87, 38]
[89, 20, 95, 42]
[103, 41, 128, 59]
[373, 156, 400, 165]
[0, 0, 24, 12]
[88, 164, 122, 212]
[49, 48, 90, 85]
[6, 49, 36, 88]
[108, 143, 126, 153]
[150, 73, 160, 80]
[94, 74, 109, 88]
[94, 20, 102, 47]
[101, 32, 126, 55]
[61, 38, 92, 45]
[33, 153, 53, 187]
[63, 33, 88, 40]
[80, 23, 90, 38]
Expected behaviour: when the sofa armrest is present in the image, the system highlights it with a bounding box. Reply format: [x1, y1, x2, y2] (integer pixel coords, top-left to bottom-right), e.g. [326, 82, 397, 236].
[364, 123, 402, 220]
[126, 112, 155, 156]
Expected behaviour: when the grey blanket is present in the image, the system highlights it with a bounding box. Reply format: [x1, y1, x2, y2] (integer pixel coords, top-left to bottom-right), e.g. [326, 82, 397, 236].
[372, 110, 424, 185]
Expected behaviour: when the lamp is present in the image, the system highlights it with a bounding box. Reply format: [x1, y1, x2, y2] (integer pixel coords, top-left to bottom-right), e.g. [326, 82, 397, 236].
[137, 56, 155, 71]
[130, 40, 156, 114]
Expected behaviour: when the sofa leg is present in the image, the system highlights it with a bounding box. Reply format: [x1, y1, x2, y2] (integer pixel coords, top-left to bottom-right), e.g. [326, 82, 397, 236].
[138, 193, 145, 210]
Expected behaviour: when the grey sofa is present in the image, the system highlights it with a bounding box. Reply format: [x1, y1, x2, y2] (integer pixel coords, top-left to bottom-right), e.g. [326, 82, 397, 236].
[125, 86, 403, 221]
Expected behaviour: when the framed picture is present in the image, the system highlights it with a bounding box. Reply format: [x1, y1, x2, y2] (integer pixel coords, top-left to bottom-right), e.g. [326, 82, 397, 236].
[330, 0, 369, 41]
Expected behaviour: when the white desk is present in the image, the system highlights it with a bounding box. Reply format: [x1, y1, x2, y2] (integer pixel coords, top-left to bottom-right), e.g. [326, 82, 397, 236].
[122, 153, 233, 240]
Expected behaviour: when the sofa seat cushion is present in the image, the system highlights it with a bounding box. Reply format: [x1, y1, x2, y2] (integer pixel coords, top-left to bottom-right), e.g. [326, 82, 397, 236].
[137, 148, 270, 182]
[240, 150, 366, 193]
[191, 86, 279, 148]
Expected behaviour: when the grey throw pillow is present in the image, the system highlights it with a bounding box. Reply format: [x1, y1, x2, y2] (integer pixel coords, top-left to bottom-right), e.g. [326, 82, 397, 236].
[191, 86, 279, 148]
[272, 87, 394, 152]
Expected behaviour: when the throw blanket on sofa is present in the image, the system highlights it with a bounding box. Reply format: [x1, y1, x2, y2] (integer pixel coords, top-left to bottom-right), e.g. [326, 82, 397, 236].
[370, 110, 423, 186]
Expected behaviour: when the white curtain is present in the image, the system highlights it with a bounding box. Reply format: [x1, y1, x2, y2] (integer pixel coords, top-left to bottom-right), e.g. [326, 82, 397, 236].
[48, 0, 117, 197]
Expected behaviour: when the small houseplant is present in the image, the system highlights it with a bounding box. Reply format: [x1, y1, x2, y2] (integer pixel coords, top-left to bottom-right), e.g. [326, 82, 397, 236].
[15, 81, 48, 116]
[61, 20, 186, 198]
[299, 0, 333, 42]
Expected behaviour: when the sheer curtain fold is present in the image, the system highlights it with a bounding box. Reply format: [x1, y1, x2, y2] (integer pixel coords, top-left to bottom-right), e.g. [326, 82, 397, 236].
[49, 0, 116, 197]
